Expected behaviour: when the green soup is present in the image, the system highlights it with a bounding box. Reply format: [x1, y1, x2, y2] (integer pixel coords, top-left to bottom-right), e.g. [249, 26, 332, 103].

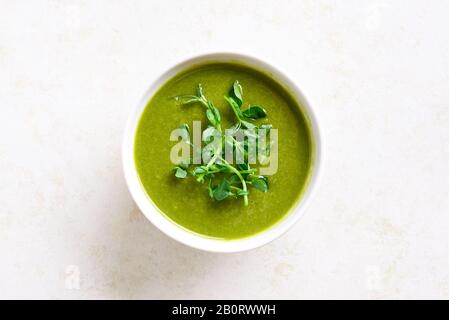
[134, 62, 313, 239]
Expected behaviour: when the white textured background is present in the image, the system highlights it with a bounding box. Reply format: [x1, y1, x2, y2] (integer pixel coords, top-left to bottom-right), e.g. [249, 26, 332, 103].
[1, 0, 448, 299]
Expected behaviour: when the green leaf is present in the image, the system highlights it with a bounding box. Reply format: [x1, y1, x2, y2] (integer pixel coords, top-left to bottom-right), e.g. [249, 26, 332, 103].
[229, 80, 243, 106]
[174, 167, 187, 179]
[242, 105, 267, 119]
[252, 176, 268, 192]
[206, 109, 216, 126]
[228, 174, 241, 184]
[206, 102, 221, 127]
[207, 164, 219, 171]
[193, 166, 207, 176]
[210, 103, 221, 122]
[213, 179, 231, 201]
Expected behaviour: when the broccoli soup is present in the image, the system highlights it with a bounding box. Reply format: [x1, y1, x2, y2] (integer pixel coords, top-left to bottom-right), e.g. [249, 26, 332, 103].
[134, 63, 313, 239]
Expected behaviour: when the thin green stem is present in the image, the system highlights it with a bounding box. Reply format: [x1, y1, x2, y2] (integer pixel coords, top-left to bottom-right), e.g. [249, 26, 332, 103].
[224, 96, 243, 123]
[219, 157, 248, 206]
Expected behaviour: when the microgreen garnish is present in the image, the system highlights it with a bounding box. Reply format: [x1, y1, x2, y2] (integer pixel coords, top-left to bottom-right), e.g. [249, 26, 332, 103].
[173, 159, 189, 179]
[172, 81, 273, 206]
[242, 105, 267, 119]
[229, 80, 243, 106]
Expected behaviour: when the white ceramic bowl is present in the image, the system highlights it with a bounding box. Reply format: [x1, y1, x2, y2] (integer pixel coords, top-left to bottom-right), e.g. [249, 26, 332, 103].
[122, 53, 323, 253]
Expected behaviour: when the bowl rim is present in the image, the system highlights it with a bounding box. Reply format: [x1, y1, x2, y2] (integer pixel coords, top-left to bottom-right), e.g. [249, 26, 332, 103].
[122, 52, 323, 253]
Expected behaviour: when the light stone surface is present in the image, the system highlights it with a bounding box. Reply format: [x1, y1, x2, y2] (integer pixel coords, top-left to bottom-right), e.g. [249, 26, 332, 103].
[1, 0, 448, 299]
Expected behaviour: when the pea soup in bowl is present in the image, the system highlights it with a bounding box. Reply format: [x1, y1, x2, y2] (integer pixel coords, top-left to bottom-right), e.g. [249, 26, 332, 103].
[122, 53, 322, 252]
